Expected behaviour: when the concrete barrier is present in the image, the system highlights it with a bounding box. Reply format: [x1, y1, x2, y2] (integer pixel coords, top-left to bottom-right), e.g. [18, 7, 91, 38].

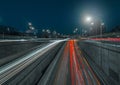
[79, 40, 120, 85]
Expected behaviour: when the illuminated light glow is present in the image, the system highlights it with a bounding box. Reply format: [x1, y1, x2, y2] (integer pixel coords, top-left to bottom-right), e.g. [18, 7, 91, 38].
[31, 27, 35, 30]
[85, 16, 92, 22]
[91, 22, 94, 25]
[28, 22, 32, 26]
[75, 28, 78, 31]
[46, 29, 50, 33]
[42, 29, 45, 32]
[101, 22, 104, 26]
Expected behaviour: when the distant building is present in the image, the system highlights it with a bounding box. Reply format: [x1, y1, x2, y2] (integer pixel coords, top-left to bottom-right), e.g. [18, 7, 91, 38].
[0, 25, 20, 35]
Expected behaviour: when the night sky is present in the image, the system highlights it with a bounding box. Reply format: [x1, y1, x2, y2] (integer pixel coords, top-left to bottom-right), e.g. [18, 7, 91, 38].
[0, 0, 120, 34]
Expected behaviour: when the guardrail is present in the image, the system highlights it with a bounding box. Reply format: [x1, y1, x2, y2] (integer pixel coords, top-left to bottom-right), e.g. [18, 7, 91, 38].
[88, 32, 120, 38]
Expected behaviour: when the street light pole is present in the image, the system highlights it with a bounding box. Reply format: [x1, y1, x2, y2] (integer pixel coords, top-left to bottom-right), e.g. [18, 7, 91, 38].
[100, 22, 104, 67]
[3, 32, 4, 39]
[100, 22, 104, 38]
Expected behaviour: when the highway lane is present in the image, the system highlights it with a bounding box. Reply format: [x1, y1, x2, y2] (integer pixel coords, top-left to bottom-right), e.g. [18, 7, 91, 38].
[69, 40, 100, 85]
[39, 39, 101, 85]
[0, 40, 47, 66]
[0, 38, 104, 85]
[0, 38, 65, 66]
[0, 39, 67, 85]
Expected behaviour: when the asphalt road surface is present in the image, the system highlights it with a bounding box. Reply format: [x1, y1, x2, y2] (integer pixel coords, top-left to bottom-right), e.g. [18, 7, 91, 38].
[0, 39, 108, 85]
[0, 40, 48, 66]
[39, 40, 101, 85]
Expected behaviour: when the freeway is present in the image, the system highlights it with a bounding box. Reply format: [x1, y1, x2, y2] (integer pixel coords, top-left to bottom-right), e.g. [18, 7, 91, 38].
[0, 39, 67, 85]
[39, 40, 101, 85]
[0, 39, 114, 85]
[0, 40, 46, 66]
[0, 38, 65, 66]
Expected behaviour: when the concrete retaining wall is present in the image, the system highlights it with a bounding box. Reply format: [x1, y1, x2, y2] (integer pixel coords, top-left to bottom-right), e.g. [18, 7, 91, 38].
[79, 40, 120, 84]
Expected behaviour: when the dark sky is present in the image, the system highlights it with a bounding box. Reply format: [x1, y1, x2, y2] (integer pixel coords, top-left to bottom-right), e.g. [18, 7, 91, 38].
[0, 0, 120, 33]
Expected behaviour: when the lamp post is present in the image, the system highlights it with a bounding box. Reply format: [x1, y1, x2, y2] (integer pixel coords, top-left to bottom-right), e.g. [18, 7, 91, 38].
[28, 22, 36, 37]
[42, 29, 45, 32]
[99, 22, 104, 67]
[100, 22, 104, 38]
[84, 16, 93, 36]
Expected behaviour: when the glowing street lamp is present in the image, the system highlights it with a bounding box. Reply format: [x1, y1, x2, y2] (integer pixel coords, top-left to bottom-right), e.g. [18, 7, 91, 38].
[100, 22, 105, 38]
[73, 30, 76, 34]
[101, 22, 104, 26]
[85, 16, 92, 22]
[42, 29, 45, 32]
[28, 22, 32, 26]
[91, 22, 94, 25]
[31, 27, 35, 30]
[46, 29, 50, 33]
